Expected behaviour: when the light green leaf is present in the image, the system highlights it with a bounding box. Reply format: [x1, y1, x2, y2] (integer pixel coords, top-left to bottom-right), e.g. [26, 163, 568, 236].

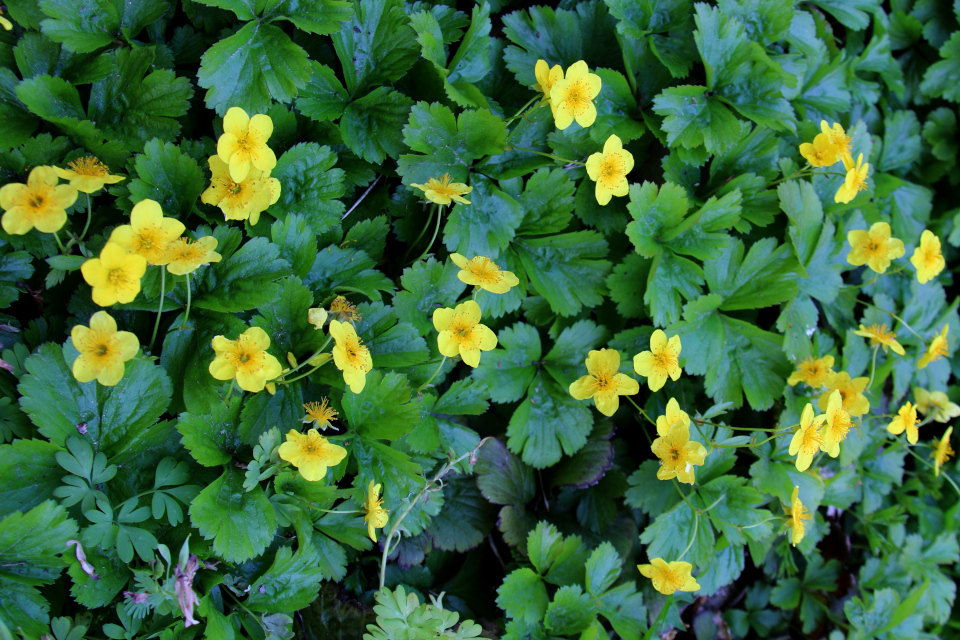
[444, 176, 523, 258]
[507, 373, 592, 468]
[471, 323, 541, 404]
[296, 62, 348, 122]
[496, 568, 548, 624]
[189, 467, 277, 563]
[702, 238, 798, 310]
[39, 0, 120, 53]
[0, 501, 77, 585]
[176, 394, 244, 467]
[652, 85, 740, 153]
[544, 585, 597, 636]
[127, 138, 205, 219]
[331, 0, 418, 94]
[341, 371, 420, 441]
[340, 87, 414, 163]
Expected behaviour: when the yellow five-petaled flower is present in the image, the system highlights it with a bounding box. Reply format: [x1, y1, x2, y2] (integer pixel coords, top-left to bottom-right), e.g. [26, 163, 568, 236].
[329, 319, 373, 393]
[784, 486, 810, 546]
[549, 60, 601, 130]
[165, 236, 222, 276]
[918, 324, 949, 370]
[914, 388, 960, 424]
[819, 389, 852, 458]
[450, 253, 519, 294]
[887, 401, 920, 444]
[54, 156, 124, 194]
[586, 135, 633, 206]
[818, 371, 870, 417]
[278, 429, 347, 482]
[633, 329, 682, 392]
[910, 230, 945, 284]
[853, 323, 904, 355]
[209, 326, 283, 393]
[433, 300, 497, 368]
[81, 242, 147, 307]
[71, 311, 140, 387]
[410, 174, 472, 206]
[932, 427, 954, 477]
[637, 558, 699, 596]
[651, 398, 707, 484]
[789, 403, 823, 472]
[201, 155, 280, 225]
[216, 107, 277, 183]
[835, 152, 869, 204]
[109, 199, 185, 266]
[847, 221, 903, 273]
[0, 165, 78, 235]
[303, 398, 338, 430]
[569, 348, 639, 417]
[534, 60, 563, 116]
[787, 355, 835, 388]
[363, 480, 390, 543]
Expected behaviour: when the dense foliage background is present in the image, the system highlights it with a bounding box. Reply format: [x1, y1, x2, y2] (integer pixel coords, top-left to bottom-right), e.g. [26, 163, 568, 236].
[0, 0, 959, 638]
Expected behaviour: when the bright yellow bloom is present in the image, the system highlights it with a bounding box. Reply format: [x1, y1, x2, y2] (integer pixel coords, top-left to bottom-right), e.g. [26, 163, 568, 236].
[914, 388, 960, 424]
[165, 236, 221, 276]
[409, 174, 472, 206]
[209, 327, 283, 393]
[330, 296, 361, 324]
[846, 222, 904, 273]
[0, 165, 77, 235]
[887, 401, 920, 444]
[201, 155, 280, 225]
[108, 199, 185, 266]
[0, 7, 12, 30]
[569, 348, 639, 417]
[585, 135, 633, 206]
[549, 60, 601, 130]
[308, 308, 327, 330]
[633, 329, 682, 392]
[534, 60, 563, 115]
[54, 156, 124, 194]
[71, 311, 139, 386]
[783, 486, 810, 547]
[651, 398, 707, 484]
[81, 242, 147, 307]
[910, 230, 945, 284]
[918, 324, 949, 370]
[303, 398, 338, 430]
[278, 429, 347, 482]
[789, 403, 823, 472]
[787, 355, 835, 388]
[819, 371, 870, 417]
[932, 427, 954, 477]
[637, 559, 699, 596]
[799, 133, 842, 168]
[853, 323, 904, 356]
[216, 107, 277, 183]
[450, 253, 519, 294]
[819, 389, 852, 457]
[363, 480, 389, 543]
[834, 153, 869, 204]
[329, 319, 373, 393]
[821, 121, 852, 162]
[433, 300, 497, 368]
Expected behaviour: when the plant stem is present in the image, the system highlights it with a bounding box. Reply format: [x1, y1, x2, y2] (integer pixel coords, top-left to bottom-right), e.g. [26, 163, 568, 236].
[508, 144, 585, 166]
[677, 513, 699, 561]
[281, 359, 331, 385]
[626, 396, 657, 427]
[504, 96, 540, 123]
[642, 595, 675, 640]
[53, 231, 66, 254]
[181, 272, 191, 330]
[413, 204, 443, 263]
[402, 206, 435, 264]
[417, 357, 448, 392]
[149, 268, 165, 352]
[80, 193, 93, 243]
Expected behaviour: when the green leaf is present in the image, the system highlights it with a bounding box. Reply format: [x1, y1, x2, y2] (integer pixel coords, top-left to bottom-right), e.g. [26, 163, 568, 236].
[352, 435, 424, 507]
[67, 548, 129, 609]
[246, 542, 325, 613]
[512, 168, 575, 236]
[640, 501, 715, 568]
[398, 102, 507, 184]
[604, 0, 691, 37]
[625, 181, 689, 258]
[0, 439, 63, 516]
[197, 21, 310, 115]
[645, 251, 704, 326]
[271, 214, 318, 279]
[127, 138, 205, 219]
[512, 231, 611, 317]
[0, 579, 49, 636]
[269, 143, 346, 234]
[472, 323, 541, 404]
[176, 394, 244, 467]
[238, 383, 303, 446]
[296, 62, 348, 122]
[341, 371, 420, 440]
[695, 476, 773, 545]
[877, 110, 921, 172]
[591, 68, 645, 144]
[809, 0, 879, 30]
[38, 0, 120, 53]
[921, 32, 960, 102]
[340, 87, 414, 164]
[193, 236, 292, 313]
[0, 251, 34, 308]
[702, 238, 798, 310]
[87, 48, 193, 152]
[497, 568, 548, 624]
[545, 585, 597, 636]
[253, 276, 326, 358]
[444, 176, 523, 258]
[542, 319, 607, 389]
[0, 69, 39, 150]
[652, 85, 740, 153]
[393, 257, 467, 336]
[260, 0, 353, 34]
[425, 477, 496, 552]
[0, 500, 77, 585]
[584, 542, 621, 595]
[189, 467, 277, 563]
[18, 342, 172, 453]
[331, 0, 418, 95]
[475, 438, 535, 506]
[507, 373, 593, 468]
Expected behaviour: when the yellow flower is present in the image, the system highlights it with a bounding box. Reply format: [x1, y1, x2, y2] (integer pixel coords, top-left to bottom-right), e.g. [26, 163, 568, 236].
[0, 7, 12, 30]
[330, 296, 361, 324]
[53, 156, 124, 194]
[569, 348, 639, 417]
[914, 388, 960, 424]
[409, 174, 472, 206]
[846, 221, 904, 273]
[819, 389, 852, 458]
[329, 319, 373, 393]
[820, 121, 852, 162]
[208, 327, 283, 393]
[887, 401, 920, 444]
[363, 480, 389, 543]
[165, 236, 222, 276]
[932, 427, 954, 477]
[433, 300, 497, 368]
[783, 486, 810, 547]
[789, 403, 823, 472]
[633, 329, 682, 392]
[585, 135, 633, 206]
[303, 398, 338, 430]
[450, 253, 519, 294]
[637, 559, 699, 596]
[277, 429, 347, 482]
[834, 153, 870, 204]
[200, 155, 280, 225]
[549, 60, 601, 130]
[0, 165, 78, 235]
[786, 355, 835, 388]
[910, 230, 945, 284]
[799, 133, 842, 168]
[216, 107, 277, 183]
[818, 371, 870, 417]
[534, 60, 563, 115]
[81, 242, 147, 307]
[70, 311, 139, 386]
[308, 308, 327, 330]
[651, 398, 707, 484]
[852, 323, 904, 356]
[918, 324, 949, 370]
[108, 199, 185, 266]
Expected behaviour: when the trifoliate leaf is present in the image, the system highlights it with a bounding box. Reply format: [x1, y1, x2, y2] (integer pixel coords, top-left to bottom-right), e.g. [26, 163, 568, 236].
[304, 245, 394, 301]
[471, 323, 541, 404]
[605, 0, 691, 38]
[176, 394, 244, 467]
[640, 501, 715, 568]
[512, 231, 610, 317]
[696, 476, 773, 545]
[425, 477, 496, 553]
[507, 372, 593, 468]
[253, 277, 326, 358]
[398, 102, 507, 184]
[67, 548, 129, 609]
[342, 371, 420, 441]
[269, 143, 346, 234]
[545, 585, 597, 636]
[246, 542, 326, 613]
[509, 168, 576, 236]
[652, 85, 740, 153]
[193, 237, 292, 313]
[645, 251, 704, 327]
[921, 32, 960, 102]
[190, 467, 277, 563]
[702, 238, 798, 310]
[625, 181, 689, 258]
[480, 108, 553, 180]
[127, 138, 205, 219]
[340, 87, 414, 164]
[444, 176, 523, 258]
[393, 257, 467, 337]
[584, 542, 622, 595]
[296, 62, 348, 122]
[38, 0, 121, 53]
[259, 0, 353, 34]
[197, 21, 310, 115]
[331, 0, 419, 95]
[498, 568, 549, 625]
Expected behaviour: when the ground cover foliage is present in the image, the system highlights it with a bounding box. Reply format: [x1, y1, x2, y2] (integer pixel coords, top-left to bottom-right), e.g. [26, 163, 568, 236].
[0, 0, 959, 638]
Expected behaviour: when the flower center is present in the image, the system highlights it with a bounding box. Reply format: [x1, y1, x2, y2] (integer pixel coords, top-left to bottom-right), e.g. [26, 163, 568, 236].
[469, 258, 501, 284]
[562, 80, 591, 114]
[344, 338, 369, 368]
[653, 348, 678, 372]
[107, 268, 131, 289]
[829, 408, 851, 439]
[69, 157, 109, 177]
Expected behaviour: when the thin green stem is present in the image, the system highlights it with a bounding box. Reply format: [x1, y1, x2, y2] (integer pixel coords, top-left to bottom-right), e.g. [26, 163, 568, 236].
[840, 292, 925, 341]
[402, 205, 435, 263]
[282, 359, 331, 385]
[866, 345, 880, 390]
[504, 96, 540, 123]
[180, 272, 191, 330]
[508, 144, 585, 166]
[902, 443, 960, 498]
[80, 193, 92, 243]
[767, 169, 812, 188]
[149, 268, 166, 352]
[224, 379, 236, 406]
[282, 335, 334, 377]
[417, 357, 448, 392]
[626, 396, 657, 427]
[643, 595, 675, 640]
[413, 205, 443, 263]
[53, 231, 66, 254]
[677, 513, 699, 561]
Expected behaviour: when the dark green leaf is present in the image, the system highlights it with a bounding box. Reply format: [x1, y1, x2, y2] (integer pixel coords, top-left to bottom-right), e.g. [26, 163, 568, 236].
[341, 371, 420, 441]
[269, 143, 346, 235]
[193, 237, 292, 313]
[507, 373, 593, 468]
[127, 138, 205, 219]
[472, 323, 541, 404]
[444, 176, 523, 258]
[512, 231, 610, 317]
[340, 87, 414, 164]
[331, 0, 418, 94]
[189, 467, 277, 563]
